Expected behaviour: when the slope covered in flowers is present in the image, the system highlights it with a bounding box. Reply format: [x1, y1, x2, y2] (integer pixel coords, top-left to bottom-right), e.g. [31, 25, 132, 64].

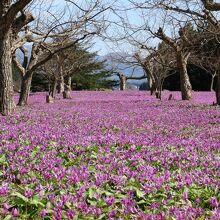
[0, 91, 219, 219]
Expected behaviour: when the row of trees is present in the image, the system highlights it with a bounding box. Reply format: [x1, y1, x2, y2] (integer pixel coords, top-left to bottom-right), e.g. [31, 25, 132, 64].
[0, 0, 111, 115]
[108, 0, 220, 102]
[30, 43, 116, 97]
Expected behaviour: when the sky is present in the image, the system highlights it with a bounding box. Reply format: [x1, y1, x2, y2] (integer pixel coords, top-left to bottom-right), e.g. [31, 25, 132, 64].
[30, 0, 220, 57]
[87, 0, 144, 56]
[29, 0, 163, 56]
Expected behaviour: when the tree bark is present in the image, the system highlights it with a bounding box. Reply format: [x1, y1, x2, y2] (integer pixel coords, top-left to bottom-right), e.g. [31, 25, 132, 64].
[63, 76, 72, 99]
[210, 73, 216, 91]
[216, 71, 220, 105]
[46, 95, 54, 104]
[18, 73, 33, 106]
[119, 75, 126, 91]
[153, 82, 161, 99]
[150, 81, 158, 96]
[177, 52, 192, 100]
[52, 78, 57, 98]
[67, 76, 72, 89]
[58, 78, 64, 94]
[0, 29, 15, 115]
[203, 0, 220, 11]
[63, 89, 71, 99]
[148, 77, 153, 92]
[158, 77, 165, 100]
[57, 74, 64, 94]
[48, 78, 57, 98]
[148, 74, 158, 96]
[47, 78, 56, 104]
[0, 0, 33, 114]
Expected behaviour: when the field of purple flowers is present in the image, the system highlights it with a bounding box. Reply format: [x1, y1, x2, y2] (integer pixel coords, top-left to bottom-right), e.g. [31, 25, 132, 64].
[0, 91, 219, 219]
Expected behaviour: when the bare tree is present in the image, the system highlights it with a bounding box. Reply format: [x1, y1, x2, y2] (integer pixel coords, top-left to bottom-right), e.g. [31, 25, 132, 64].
[153, 0, 220, 103]
[12, 0, 109, 106]
[0, 0, 33, 115]
[43, 42, 94, 101]
[134, 44, 175, 99]
[202, 0, 220, 104]
[116, 71, 147, 91]
[0, 0, 111, 114]
[189, 53, 219, 91]
[105, 1, 196, 100]
[153, 26, 193, 100]
[161, 0, 220, 105]
[13, 35, 93, 106]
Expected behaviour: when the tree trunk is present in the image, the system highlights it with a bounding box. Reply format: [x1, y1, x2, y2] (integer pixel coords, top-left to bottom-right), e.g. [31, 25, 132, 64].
[63, 90, 71, 99]
[149, 75, 158, 96]
[216, 71, 220, 105]
[155, 82, 161, 99]
[18, 73, 33, 106]
[46, 95, 54, 104]
[67, 76, 72, 89]
[210, 73, 216, 91]
[57, 66, 64, 94]
[148, 77, 153, 91]
[63, 76, 72, 99]
[158, 77, 165, 100]
[150, 81, 158, 96]
[47, 77, 56, 104]
[0, 29, 15, 115]
[52, 79, 57, 98]
[57, 76, 64, 94]
[177, 53, 192, 100]
[49, 78, 57, 98]
[119, 75, 126, 91]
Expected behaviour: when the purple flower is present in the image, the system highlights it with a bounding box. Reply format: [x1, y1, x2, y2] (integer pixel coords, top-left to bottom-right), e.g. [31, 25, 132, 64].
[24, 188, 34, 197]
[0, 186, 9, 195]
[1, 91, 219, 219]
[210, 197, 219, 208]
[183, 191, 188, 200]
[105, 196, 115, 206]
[39, 209, 47, 217]
[195, 198, 200, 204]
[12, 208, 19, 217]
[108, 210, 117, 217]
[66, 209, 75, 219]
[3, 203, 9, 212]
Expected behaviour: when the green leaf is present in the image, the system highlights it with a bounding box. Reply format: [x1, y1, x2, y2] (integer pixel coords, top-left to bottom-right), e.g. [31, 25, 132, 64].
[0, 171, 3, 177]
[97, 214, 106, 219]
[29, 198, 44, 207]
[102, 190, 113, 196]
[135, 188, 145, 198]
[0, 154, 6, 163]
[124, 185, 145, 198]
[46, 202, 53, 209]
[11, 192, 28, 202]
[137, 199, 147, 204]
[197, 216, 206, 220]
[97, 199, 107, 207]
[88, 187, 95, 199]
[87, 198, 97, 206]
[29, 208, 40, 217]
[4, 215, 12, 220]
[115, 193, 126, 199]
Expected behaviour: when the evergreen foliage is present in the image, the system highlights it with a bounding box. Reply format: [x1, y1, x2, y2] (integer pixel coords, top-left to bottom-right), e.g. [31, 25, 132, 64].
[31, 44, 117, 91]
